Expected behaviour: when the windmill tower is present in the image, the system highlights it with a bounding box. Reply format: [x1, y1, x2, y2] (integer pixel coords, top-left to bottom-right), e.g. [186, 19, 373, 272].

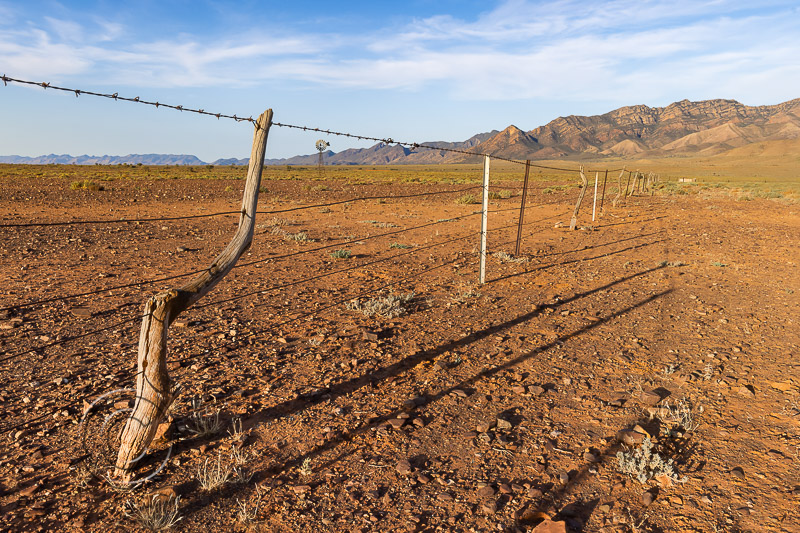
[316, 139, 330, 176]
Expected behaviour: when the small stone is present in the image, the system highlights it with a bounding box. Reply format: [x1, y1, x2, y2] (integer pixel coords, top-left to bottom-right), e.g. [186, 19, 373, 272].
[292, 485, 311, 494]
[496, 418, 513, 430]
[511, 386, 527, 395]
[437, 492, 453, 502]
[640, 391, 662, 406]
[730, 466, 745, 479]
[401, 399, 417, 412]
[598, 503, 611, 513]
[395, 460, 413, 475]
[737, 385, 756, 398]
[528, 385, 546, 396]
[452, 389, 468, 398]
[527, 487, 543, 498]
[14, 430, 26, 440]
[149, 485, 178, 500]
[498, 483, 512, 494]
[70, 307, 92, 318]
[176, 246, 189, 253]
[366, 489, 380, 499]
[617, 429, 645, 446]
[416, 474, 430, 484]
[388, 419, 405, 430]
[153, 421, 174, 442]
[476, 421, 496, 433]
[532, 519, 568, 533]
[480, 501, 497, 515]
[583, 451, 600, 463]
[558, 472, 569, 484]
[641, 491, 656, 506]
[113, 400, 131, 410]
[477, 485, 496, 498]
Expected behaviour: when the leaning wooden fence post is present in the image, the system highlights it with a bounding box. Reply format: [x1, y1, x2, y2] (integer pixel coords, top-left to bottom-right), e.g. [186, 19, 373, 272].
[599, 169, 608, 212]
[514, 160, 531, 256]
[569, 166, 588, 230]
[114, 109, 273, 479]
[479, 155, 490, 284]
[591, 172, 599, 222]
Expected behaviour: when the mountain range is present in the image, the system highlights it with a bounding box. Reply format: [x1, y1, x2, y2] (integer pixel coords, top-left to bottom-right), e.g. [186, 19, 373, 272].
[2, 98, 798, 166]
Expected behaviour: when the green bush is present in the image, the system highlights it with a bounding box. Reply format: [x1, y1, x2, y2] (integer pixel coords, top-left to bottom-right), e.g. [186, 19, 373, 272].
[70, 179, 103, 191]
[330, 249, 351, 259]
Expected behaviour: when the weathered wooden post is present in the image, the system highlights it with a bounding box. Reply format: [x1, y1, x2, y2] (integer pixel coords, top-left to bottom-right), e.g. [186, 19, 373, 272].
[479, 155, 490, 284]
[569, 166, 588, 230]
[114, 109, 273, 479]
[591, 172, 599, 221]
[514, 160, 531, 256]
[599, 169, 609, 212]
[612, 168, 625, 207]
[623, 171, 632, 198]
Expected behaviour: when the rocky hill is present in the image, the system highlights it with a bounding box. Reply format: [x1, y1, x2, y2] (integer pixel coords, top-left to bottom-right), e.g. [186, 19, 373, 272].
[3, 99, 798, 165]
[264, 98, 800, 164]
[469, 98, 800, 161]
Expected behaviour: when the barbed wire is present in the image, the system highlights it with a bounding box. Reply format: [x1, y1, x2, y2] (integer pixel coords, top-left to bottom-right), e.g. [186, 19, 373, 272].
[0, 210, 242, 228]
[1, 75, 622, 174]
[0, 202, 647, 429]
[0, 186, 486, 229]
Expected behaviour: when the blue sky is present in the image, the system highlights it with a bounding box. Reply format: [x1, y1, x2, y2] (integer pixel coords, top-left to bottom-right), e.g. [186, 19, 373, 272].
[1, 0, 799, 161]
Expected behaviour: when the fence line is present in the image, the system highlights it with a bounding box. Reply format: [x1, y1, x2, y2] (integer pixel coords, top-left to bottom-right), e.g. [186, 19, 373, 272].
[1, 75, 621, 173]
[0, 74, 666, 477]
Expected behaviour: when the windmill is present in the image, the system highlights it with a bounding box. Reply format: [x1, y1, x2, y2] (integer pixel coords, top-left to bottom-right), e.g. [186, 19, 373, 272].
[316, 139, 330, 175]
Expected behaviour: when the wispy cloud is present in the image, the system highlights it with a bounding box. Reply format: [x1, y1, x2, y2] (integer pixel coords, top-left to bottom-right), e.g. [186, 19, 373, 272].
[1, 0, 798, 106]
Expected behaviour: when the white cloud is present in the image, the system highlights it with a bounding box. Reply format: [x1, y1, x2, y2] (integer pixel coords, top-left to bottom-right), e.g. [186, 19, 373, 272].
[0, 0, 798, 108]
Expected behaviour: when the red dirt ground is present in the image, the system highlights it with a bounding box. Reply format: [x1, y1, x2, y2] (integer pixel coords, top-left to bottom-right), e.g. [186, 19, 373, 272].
[0, 174, 798, 532]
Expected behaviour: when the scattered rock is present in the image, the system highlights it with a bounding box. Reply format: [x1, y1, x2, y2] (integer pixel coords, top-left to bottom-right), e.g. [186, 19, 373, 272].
[737, 385, 756, 398]
[477, 485, 496, 498]
[480, 501, 497, 515]
[617, 429, 645, 446]
[641, 490, 657, 506]
[528, 385, 546, 396]
[639, 390, 663, 406]
[730, 466, 745, 479]
[476, 421, 496, 433]
[149, 485, 178, 501]
[498, 483, 512, 494]
[401, 399, 417, 412]
[388, 418, 405, 430]
[292, 485, 312, 494]
[395, 460, 413, 475]
[70, 307, 92, 318]
[583, 451, 600, 463]
[496, 418, 513, 430]
[532, 519, 568, 533]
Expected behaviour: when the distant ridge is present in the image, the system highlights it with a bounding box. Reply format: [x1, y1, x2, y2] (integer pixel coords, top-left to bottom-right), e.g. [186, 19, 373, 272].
[3, 98, 798, 165]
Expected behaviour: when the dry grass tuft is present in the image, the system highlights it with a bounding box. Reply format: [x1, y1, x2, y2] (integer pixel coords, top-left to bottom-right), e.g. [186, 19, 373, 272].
[123, 495, 182, 531]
